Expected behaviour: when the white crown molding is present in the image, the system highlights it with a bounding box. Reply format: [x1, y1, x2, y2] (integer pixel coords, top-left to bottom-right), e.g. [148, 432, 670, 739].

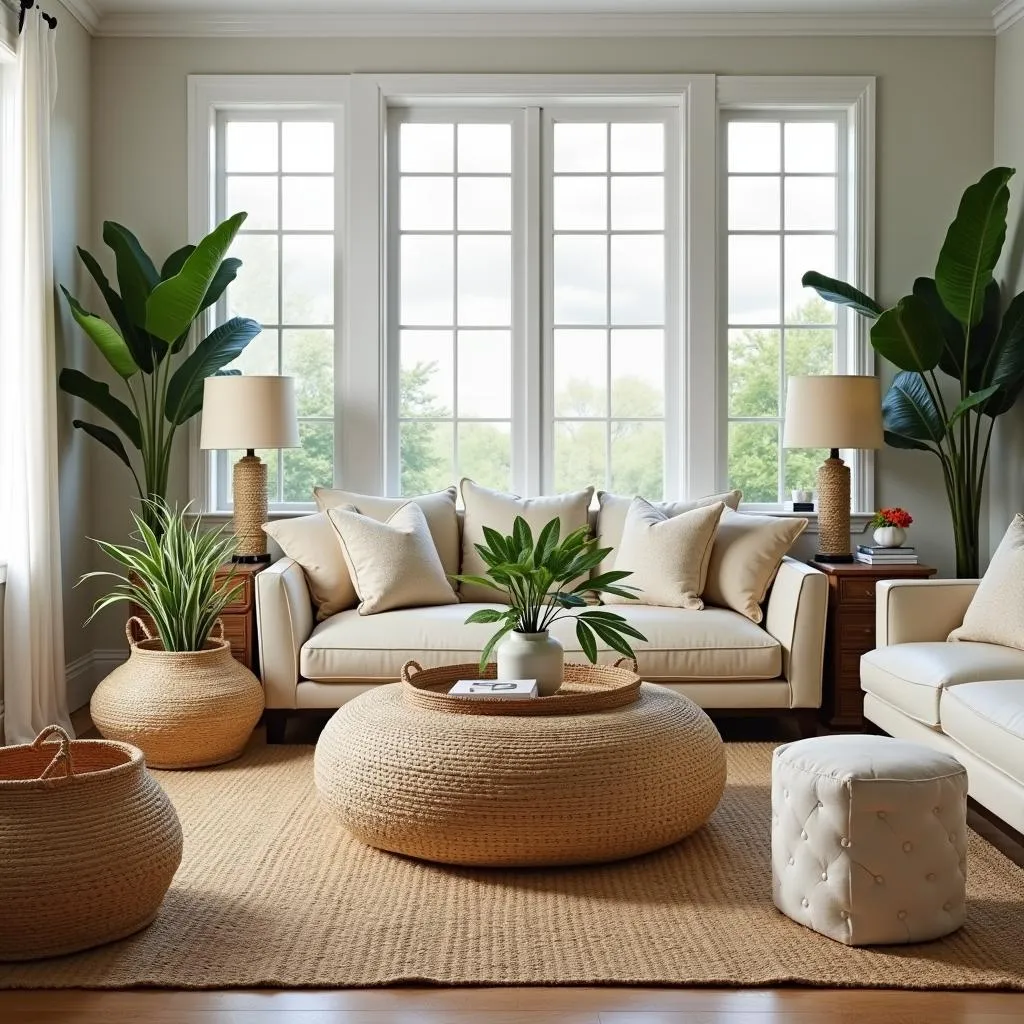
[59, 0, 100, 34]
[994, 0, 1024, 32]
[94, 10, 997, 39]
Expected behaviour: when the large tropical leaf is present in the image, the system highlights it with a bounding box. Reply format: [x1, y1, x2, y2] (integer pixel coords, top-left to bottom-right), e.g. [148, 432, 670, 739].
[72, 419, 134, 469]
[60, 287, 139, 379]
[947, 385, 1001, 426]
[198, 257, 242, 315]
[935, 167, 1013, 328]
[164, 317, 260, 424]
[978, 290, 1024, 417]
[870, 294, 944, 372]
[161, 244, 194, 281]
[881, 371, 945, 445]
[59, 369, 142, 449]
[103, 222, 160, 328]
[145, 213, 247, 343]
[801, 271, 883, 319]
[913, 276, 998, 385]
[883, 430, 934, 453]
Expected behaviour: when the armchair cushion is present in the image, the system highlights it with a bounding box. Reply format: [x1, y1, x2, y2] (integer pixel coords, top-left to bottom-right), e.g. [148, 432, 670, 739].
[940, 680, 1024, 786]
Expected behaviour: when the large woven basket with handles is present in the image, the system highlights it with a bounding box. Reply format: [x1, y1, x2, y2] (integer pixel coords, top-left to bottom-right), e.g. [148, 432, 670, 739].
[0, 725, 183, 961]
[90, 617, 264, 769]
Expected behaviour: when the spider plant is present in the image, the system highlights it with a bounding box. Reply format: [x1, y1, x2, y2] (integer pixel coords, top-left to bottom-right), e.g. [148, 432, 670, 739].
[81, 500, 242, 652]
[452, 515, 648, 670]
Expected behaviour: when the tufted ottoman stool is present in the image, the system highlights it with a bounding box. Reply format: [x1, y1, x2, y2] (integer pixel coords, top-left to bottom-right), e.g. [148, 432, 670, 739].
[771, 734, 968, 946]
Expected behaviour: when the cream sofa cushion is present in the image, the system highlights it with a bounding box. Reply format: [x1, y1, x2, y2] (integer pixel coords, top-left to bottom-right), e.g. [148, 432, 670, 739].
[459, 479, 594, 603]
[939, 680, 1024, 786]
[603, 498, 724, 610]
[949, 514, 1024, 651]
[300, 603, 781, 683]
[704, 509, 807, 623]
[314, 485, 459, 579]
[595, 489, 742, 577]
[327, 503, 458, 616]
[262, 512, 356, 621]
[860, 641, 1024, 727]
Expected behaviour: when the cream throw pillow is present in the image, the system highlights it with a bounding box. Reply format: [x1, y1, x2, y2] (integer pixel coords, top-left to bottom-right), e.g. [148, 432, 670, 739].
[595, 489, 742, 577]
[949, 514, 1024, 651]
[459, 479, 594, 603]
[603, 498, 725, 610]
[314, 486, 459, 579]
[703, 508, 808, 623]
[262, 512, 356, 621]
[327, 503, 458, 616]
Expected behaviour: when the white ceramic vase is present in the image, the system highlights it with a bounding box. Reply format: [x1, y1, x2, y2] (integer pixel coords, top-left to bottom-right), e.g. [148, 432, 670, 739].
[872, 525, 907, 548]
[496, 630, 564, 696]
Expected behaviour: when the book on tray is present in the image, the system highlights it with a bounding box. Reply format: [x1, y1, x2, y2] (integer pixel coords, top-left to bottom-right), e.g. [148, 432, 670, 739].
[448, 679, 539, 699]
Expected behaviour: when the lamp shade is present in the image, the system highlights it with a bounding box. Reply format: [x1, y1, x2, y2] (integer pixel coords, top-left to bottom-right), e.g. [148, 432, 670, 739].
[199, 375, 300, 451]
[783, 375, 884, 450]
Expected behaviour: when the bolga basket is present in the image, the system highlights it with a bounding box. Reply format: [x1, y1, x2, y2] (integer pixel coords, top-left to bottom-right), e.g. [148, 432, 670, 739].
[0, 725, 183, 961]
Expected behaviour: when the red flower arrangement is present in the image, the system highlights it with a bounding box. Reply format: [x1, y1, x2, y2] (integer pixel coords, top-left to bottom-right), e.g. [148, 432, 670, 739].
[871, 507, 913, 530]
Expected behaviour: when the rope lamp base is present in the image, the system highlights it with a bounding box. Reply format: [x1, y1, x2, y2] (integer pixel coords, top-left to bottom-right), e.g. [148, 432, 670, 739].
[815, 453, 853, 563]
[232, 452, 271, 564]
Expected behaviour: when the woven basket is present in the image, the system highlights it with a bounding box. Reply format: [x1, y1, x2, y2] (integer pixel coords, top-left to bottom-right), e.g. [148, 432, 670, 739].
[90, 617, 264, 770]
[401, 658, 641, 715]
[0, 725, 183, 961]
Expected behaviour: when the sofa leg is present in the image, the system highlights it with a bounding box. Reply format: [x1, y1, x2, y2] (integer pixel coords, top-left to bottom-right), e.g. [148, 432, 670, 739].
[793, 709, 819, 739]
[264, 710, 289, 744]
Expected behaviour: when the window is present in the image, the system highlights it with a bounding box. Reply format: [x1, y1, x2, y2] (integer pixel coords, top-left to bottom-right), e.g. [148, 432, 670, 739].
[722, 109, 858, 506]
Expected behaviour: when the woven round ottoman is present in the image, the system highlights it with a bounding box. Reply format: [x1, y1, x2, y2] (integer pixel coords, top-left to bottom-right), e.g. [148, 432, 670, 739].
[771, 734, 968, 946]
[314, 681, 726, 866]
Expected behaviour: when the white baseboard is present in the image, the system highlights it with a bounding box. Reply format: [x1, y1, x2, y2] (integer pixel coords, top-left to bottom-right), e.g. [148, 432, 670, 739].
[66, 649, 127, 714]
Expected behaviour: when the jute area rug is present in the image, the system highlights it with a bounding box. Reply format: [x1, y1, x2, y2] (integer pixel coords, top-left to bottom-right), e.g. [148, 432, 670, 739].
[2, 739, 1024, 990]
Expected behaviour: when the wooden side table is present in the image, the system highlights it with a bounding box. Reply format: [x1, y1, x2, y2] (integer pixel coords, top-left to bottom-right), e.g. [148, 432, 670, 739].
[808, 560, 937, 730]
[217, 563, 264, 673]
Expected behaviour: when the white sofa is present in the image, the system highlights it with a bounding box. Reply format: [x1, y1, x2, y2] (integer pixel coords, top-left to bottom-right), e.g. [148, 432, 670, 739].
[255, 535, 829, 740]
[861, 579, 1024, 835]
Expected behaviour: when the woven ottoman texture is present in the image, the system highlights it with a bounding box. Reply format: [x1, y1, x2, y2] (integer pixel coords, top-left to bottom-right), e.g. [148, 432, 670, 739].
[314, 681, 726, 867]
[771, 734, 968, 946]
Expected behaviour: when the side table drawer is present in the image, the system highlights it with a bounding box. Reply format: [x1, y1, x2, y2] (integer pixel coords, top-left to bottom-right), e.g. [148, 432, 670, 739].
[839, 577, 878, 604]
[220, 572, 254, 614]
[837, 611, 875, 650]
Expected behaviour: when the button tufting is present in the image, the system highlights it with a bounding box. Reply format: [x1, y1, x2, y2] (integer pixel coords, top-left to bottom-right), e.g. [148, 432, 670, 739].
[934, 807, 941, 815]
[840, 837, 850, 848]
[943, 902, 951, 912]
[821, 872, 828, 881]
[875, 875, 884, 884]
[801, 830, 808, 840]
[949, 833, 956, 843]
[897, 910, 907, 920]
[877, 810, 886, 819]
[902, 841, 913, 853]
[788, 857, 795, 866]
[926, 872, 936, 882]
[801, 898, 809, 908]
[784, 790, 789, 799]
[840, 911, 849, 920]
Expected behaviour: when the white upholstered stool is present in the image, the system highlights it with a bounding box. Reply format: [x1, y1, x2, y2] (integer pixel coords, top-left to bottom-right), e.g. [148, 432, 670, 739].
[771, 734, 967, 946]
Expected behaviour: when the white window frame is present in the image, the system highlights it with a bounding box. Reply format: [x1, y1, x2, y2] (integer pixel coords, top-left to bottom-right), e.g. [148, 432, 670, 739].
[716, 76, 876, 516]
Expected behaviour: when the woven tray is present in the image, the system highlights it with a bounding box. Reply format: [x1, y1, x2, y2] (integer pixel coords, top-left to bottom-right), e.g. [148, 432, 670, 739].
[400, 659, 641, 716]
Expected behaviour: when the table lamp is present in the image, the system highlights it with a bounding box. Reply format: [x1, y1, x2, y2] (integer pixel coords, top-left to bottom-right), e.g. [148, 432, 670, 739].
[200, 375, 300, 563]
[783, 375, 883, 563]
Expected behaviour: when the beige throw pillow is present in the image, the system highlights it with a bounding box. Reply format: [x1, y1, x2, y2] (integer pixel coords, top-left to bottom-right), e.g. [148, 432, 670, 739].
[314, 486, 459, 579]
[460, 479, 594, 603]
[262, 512, 356, 621]
[703, 509, 808, 623]
[949, 514, 1024, 651]
[595, 489, 742, 577]
[327, 503, 458, 616]
[603, 498, 725, 610]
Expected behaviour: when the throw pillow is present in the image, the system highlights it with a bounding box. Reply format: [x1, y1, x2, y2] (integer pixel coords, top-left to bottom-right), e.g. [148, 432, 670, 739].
[595, 489, 742, 577]
[327, 502, 458, 616]
[262, 512, 356, 621]
[459, 479, 594, 603]
[703, 508, 807, 623]
[949, 514, 1024, 651]
[314, 485, 459, 579]
[603, 498, 725, 610]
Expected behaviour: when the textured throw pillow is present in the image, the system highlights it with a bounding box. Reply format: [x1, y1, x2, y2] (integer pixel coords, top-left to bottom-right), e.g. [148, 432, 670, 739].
[459, 479, 594, 603]
[603, 498, 725, 610]
[314, 485, 459, 579]
[703, 509, 808, 623]
[262, 512, 356, 621]
[949, 514, 1024, 651]
[595, 489, 742, 577]
[327, 503, 458, 616]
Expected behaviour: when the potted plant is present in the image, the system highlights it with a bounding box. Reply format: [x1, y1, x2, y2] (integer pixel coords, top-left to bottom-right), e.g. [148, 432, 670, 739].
[82, 501, 264, 769]
[59, 214, 260, 534]
[803, 166, 1024, 577]
[870, 507, 913, 548]
[452, 516, 648, 695]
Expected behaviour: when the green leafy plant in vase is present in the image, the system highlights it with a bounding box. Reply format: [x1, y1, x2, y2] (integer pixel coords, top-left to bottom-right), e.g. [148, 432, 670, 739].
[452, 516, 648, 696]
[59, 213, 259, 534]
[803, 166, 1024, 577]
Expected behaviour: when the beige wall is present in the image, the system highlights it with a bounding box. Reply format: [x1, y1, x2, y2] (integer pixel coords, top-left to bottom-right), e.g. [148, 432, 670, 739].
[992, 20, 1024, 554]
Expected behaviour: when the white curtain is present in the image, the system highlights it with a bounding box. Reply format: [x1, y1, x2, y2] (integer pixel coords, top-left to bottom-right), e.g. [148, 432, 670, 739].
[0, 14, 71, 743]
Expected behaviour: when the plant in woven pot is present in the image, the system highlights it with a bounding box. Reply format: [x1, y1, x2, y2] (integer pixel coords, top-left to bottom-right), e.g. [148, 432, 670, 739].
[82, 501, 264, 769]
[452, 516, 647, 696]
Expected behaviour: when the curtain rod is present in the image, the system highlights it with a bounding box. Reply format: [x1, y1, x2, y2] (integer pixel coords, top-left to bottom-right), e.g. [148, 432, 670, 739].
[19, 0, 57, 33]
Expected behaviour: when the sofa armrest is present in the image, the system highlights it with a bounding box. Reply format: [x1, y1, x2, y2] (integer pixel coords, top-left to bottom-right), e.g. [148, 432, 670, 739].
[875, 579, 979, 647]
[256, 557, 315, 709]
[764, 558, 828, 709]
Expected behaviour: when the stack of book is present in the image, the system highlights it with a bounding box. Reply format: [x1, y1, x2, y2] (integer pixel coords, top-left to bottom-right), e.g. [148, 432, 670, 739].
[855, 544, 919, 565]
